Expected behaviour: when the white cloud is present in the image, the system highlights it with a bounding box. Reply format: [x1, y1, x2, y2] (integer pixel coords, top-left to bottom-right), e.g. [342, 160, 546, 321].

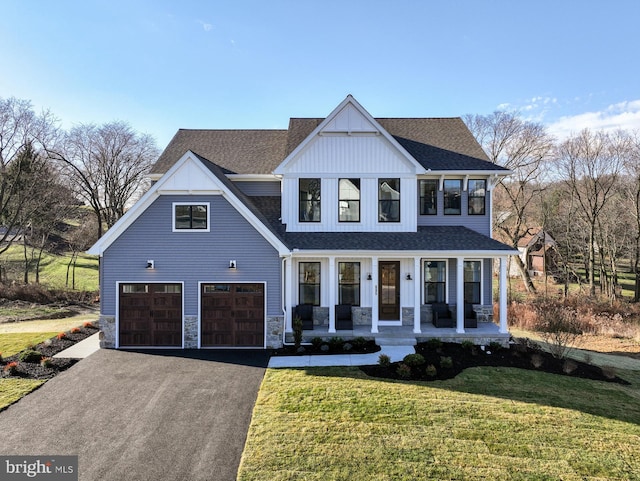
[547, 99, 640, 139]
[197, 20, 213, 31]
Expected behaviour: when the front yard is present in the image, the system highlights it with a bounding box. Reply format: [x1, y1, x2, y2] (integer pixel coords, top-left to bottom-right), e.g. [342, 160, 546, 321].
[238, 366, 640, 481]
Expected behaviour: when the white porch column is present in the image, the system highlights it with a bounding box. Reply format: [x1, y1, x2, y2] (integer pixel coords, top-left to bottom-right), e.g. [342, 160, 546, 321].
[285, 256, 294, 332]
[499, 256, 508, 334]
[413, 256, 421, 334]
[328, 256, 336, 333]
[371, 256, 379, 333]
[456, 256, 465, 334]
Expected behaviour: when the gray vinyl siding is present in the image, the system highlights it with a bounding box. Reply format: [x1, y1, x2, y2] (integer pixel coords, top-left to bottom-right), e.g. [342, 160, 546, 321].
[101, 194, 281, 317]
[446, 258, 493, 305]
[233, 181, 281, 196]
[417, 185, 490, 236]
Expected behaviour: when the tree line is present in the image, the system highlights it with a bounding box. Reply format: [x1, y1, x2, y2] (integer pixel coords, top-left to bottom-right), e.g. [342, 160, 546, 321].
[465, 111, 640, 301]
[0, 96, 158, 285]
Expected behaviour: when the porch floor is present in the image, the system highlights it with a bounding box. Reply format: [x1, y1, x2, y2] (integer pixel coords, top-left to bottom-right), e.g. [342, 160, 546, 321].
[300, 322, 509, 345]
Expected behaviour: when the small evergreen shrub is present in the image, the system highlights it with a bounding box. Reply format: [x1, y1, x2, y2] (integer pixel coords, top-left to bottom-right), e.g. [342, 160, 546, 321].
[562, 359, 577, 374]
[311, 337, 324, 349]
[320, 344, 330, 352]
[351, 336, 367, 350]
[403, 353, 425, 367]
[396, 363, 412, 379]
[440, 356, 453, 369]
[425, 364, 437, 377]
[461, 340, 475, 351]
[378, 354, 391, 367]
[40, 357, 54, 368]
[342, 342, 353, 352]
[3, 361, 19, 375]
[530, 353, 544, 368]
[328, 337, 344, 350]
[601, 365, 617, 380]
[19, 350, 43, 363]
[292, 317, 303, 349]
[425, 338, 443, 350]
[488, 341, 503, 352]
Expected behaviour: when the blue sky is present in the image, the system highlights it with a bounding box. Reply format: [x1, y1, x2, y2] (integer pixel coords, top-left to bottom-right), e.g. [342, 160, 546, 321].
[1, 0, 639, 149]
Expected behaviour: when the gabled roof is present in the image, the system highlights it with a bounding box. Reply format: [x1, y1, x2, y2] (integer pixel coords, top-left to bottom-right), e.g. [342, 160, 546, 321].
[150, 96, 509, 176]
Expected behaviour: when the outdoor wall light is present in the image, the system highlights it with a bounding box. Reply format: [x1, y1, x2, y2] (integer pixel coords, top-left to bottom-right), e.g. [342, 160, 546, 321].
[229, 260, 237, 269]
[367, 273, 372, 280]
[406, 273, 412, 280]
[146, 260, 155, 270]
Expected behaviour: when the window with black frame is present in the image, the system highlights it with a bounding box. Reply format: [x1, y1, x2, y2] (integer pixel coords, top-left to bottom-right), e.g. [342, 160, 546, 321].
[174, 204, 208, 230]
[299, 178, 321, 222]
[338, 262, 360, 305]
[419, 179, 438, 215]
[339, 179, 360, 222]
[424, 261, 446, 303]
[443, 179, 462, 215]
[378, 178, 400, 222]
[299, 262, 320, 305]
[464, 260, 481, 304]
[468, 179, 486, 215]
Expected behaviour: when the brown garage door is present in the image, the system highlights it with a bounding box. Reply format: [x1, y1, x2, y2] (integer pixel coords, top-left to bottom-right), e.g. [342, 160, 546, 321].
[119, 283, 182, 347]
[201, 283, 264, 347]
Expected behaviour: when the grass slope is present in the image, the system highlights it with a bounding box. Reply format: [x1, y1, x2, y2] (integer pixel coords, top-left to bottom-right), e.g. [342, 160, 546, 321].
[0, 332, 59, 357]
[238, 367, 640, 481]
[0, 379, 45, 410]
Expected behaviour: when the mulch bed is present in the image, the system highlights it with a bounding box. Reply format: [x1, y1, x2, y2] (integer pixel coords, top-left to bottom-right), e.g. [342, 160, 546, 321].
[361, 339, 630, 385]
[0, 324, 99, 380]
[271, 338, 380, 356]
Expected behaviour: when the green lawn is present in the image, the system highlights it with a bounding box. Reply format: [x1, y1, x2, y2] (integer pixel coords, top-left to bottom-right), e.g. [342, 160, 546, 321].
[238, 367, 640, 481]
[1, 245, 99, 291]
[0, 332, 59, 357]
[0, 379, 45, 411]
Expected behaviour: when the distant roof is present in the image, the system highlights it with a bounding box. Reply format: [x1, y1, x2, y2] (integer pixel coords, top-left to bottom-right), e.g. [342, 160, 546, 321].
[151, 117, 508, 175]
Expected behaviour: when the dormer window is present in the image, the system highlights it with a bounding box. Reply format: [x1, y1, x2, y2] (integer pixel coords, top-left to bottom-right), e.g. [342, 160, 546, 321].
[339, 178, 360, 222]
[299, 178, 321, 222]
[378, 178, 400, 222]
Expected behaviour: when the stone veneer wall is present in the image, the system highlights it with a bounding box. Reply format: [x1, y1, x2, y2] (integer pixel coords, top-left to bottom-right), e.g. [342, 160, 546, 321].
[266, 316, 284, 348]
[352, 307, 372, 325]
[98, 315, 116, 348]
[420, 304, 493, 324]
[312, 307, 329, 327]
[401, 307, 414, 326]
[184, 316, 198, 348]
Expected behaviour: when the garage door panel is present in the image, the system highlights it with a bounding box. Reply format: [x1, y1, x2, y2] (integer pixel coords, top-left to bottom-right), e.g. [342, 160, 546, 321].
[201, 283, 264, 347]
[119, 283, 182, 347]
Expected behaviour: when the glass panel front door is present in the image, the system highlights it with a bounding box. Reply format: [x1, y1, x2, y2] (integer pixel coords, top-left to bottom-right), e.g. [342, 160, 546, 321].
[379, 261, 400, 320]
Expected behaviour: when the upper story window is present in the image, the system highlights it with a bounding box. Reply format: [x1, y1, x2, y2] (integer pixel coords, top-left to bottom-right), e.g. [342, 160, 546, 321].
[419, 179, 438, 215]
[378, 178, 400, 222]
[468, 179, 486, 215]
[173, 203, 209, 231]
[443, 179, 462, 215]
[339, 178, 360, 222]
[299, 178, 321, 222]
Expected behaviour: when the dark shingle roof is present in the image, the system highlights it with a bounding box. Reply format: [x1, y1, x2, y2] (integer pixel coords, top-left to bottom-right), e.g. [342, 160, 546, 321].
[151, 116, 508, 175]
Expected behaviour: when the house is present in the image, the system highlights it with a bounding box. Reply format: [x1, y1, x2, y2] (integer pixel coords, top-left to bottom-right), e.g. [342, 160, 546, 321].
[87, 95, 518, 349]
[511, 229, 559, 277]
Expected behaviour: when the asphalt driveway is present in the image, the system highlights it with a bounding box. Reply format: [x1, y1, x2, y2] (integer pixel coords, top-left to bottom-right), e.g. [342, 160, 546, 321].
[0, 349, 269, 481]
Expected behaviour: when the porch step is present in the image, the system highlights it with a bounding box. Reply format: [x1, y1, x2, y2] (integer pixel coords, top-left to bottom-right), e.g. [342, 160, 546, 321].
[375, 337, 417, 347]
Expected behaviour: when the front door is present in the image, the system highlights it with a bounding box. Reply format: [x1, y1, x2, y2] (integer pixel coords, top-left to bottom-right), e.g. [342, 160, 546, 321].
[379, 261, 400, 320]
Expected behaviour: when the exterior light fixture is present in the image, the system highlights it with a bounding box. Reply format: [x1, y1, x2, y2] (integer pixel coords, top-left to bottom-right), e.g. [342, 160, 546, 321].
[146, 260, 155, 269]
[367, 273, 372, 280]
[229, 260, 237, 269]
[406, 273, 412, 280]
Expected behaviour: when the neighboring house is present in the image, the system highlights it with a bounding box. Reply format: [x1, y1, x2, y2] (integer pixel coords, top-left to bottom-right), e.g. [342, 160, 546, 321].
[88, 96, 517, 349]
[513, 229, 559, 277]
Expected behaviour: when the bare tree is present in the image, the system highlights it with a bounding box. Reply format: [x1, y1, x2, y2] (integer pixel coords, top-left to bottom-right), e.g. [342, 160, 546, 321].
[620, 132, 640, 301]
[0, 97, 58, 255]
[464, 111, 555, 293]
[556, 129, 626, 297]
[48, 121, 158, 239]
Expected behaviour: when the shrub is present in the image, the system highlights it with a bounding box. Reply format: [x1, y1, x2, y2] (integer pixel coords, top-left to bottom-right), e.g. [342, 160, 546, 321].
[425, 364, 437, 377]
[351, 336, 367, 350]
[83, 321, 95, 328]
[488, 341, 503, 352]
[320, 344, 330, 352]
[530, 353, 544, 368]
[40, 357, 53, 368]
[403, 353, 425, 367]
[396, 363, 412, 379]
[328, 337, 344, 350]
[342, 342, 353, 352]
[0, 352, 3, 363]
[601, 365, 617, 380]
[461, 340, 475, 351]
[378, 354, 391, 367]
[3, 361, 19, 375]
[532, 298, 582, 359]
[425, 338, 443, 350]
[19, 350, 43, 363]
[440, 356, 453, 369]
[562, 359, 578, 374]
[71, 327, 81, 334]
[292, 316, 303, 349]
[311, 337, 324, 349]
[56, 332, 67, 340]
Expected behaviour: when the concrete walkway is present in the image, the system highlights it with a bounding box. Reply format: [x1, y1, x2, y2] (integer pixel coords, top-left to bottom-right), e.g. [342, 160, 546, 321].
[268, 344, 414, 368]
[53, 332, 101, 359]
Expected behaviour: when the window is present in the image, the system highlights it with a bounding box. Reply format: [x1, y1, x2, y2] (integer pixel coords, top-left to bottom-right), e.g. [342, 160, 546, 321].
[338, 262, 360, 305]
[419, 179, 438, 215]
[443, 180, 462, 215]
[339, 178, 360, 222]
[424, 261, 446, 303]
[174, 203, 209, 231]
[299, 262, 320, 306]
[464, 260, 482, 304]
[468, 179, 486, 215]
[379, 178, 400, 222]
[299, 178, 321, 222]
